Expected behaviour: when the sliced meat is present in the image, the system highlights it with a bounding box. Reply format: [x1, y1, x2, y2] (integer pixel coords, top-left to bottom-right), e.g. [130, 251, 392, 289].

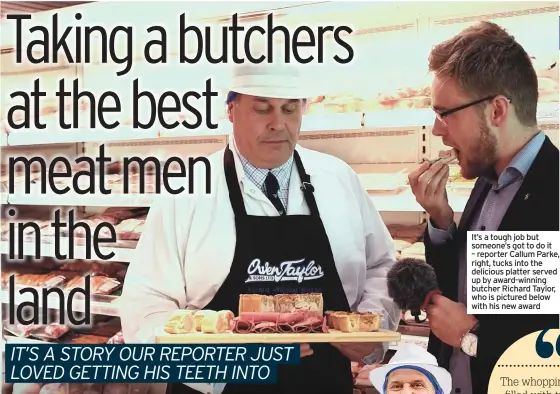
[39, 383, 68, 394]
[238, 311, 310, 324]
[232, 319, 254, 334]
[44, 323, 70, 338]
[292, 324, 312, 333]
[102, 207, 148, 221]
[253, 322, 277, 333]
[277, 324, 293, 333]
[292, 317, 324, 333]
[70, 219, 116, 238]
[64, 275, 121, 294]
[107, 331, 125, 344]
[12, 383, 42, 394]
[115, 218, 146, 241]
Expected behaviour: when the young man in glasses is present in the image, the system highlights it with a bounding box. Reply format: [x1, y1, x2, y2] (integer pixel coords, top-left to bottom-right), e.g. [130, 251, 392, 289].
[408, 21, 559, 394]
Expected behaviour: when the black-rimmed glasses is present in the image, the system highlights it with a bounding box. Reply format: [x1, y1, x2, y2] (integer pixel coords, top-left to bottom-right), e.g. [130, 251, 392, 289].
[433, 95, 511, 125]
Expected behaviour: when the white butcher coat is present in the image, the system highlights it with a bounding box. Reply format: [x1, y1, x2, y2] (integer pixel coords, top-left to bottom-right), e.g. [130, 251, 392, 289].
[119, 137, 401, 393]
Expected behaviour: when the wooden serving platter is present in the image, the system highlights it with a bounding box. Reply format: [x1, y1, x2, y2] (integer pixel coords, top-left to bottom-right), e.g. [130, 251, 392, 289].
[155, 329, 400, 344]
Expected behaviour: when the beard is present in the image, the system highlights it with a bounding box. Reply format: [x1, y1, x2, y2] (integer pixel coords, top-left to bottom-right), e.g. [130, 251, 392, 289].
[461, 116, 499, 179]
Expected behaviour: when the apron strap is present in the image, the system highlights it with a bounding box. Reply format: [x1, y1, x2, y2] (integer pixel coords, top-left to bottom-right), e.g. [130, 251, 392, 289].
[224, 145, 248, 216]
[223, 144, 320, 217]
[293, 149, 320, 217]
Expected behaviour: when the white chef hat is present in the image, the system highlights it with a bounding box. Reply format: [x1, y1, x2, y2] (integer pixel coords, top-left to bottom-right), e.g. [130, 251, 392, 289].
[370, 343, 452, 394]
[225, 61, 313, 103]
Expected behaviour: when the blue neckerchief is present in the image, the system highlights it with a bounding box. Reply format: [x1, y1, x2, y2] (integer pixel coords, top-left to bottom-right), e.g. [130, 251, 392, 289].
[383, 365, 444, 394]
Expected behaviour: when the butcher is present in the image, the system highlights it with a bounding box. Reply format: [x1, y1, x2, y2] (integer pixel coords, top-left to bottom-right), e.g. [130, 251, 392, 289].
[120, 62, 400, 394]
[369, 343, 452, 394]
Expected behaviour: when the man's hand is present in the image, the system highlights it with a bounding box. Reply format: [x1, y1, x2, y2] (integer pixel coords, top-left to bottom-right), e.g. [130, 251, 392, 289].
[408, 161, 454, 229]
[331, 342, 382, 364]
[426, 294, 478, 348]
[300, 343, 313, 357]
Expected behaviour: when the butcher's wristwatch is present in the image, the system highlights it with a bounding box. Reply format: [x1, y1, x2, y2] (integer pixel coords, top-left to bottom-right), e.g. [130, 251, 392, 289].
[460, 321, 479, 357]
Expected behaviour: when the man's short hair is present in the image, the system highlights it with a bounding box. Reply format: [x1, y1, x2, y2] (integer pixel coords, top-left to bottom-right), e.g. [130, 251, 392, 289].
[428, 21, 538, 127]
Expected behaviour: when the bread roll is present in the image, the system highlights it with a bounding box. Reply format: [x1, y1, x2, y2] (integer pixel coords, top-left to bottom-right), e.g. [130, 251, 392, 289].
[218, 310, 234, 328]
[201, 310, 233, 333]
[194, 310, 214, 331]
[164, 310, 196, 334]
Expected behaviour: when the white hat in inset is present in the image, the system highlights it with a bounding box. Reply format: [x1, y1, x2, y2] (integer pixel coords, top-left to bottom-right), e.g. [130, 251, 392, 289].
[226, 62, 311, 100]
[369, 343, 452, 394]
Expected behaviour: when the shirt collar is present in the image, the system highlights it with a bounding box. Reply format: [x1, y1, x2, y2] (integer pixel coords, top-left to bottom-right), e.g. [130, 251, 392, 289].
[230, 135, 294, 191]
[482, 131, 545, 190]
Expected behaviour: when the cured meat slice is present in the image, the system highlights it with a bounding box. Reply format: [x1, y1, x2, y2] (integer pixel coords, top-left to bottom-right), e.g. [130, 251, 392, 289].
[64, 275, 121, 294]
[58, 261, 126, 278]
[292, 317, 324, 333]
[253, 322, 277, 333]
[70, 219, 116, 239]
[116, 218, 146, 241]
[292, 324, 312, 333]
[13, 323, 40, 337]
[13, 272, 72, 287]
[278, 311, 311, 324]
[232, 319, 254, 334]
[277, 324, 293, 333]
[44, 323, 70, 338]
[238, 311, 311, 324]
[238, 312, 278, 323]
[13, 383, 43, 394]
[107, 331, 125, 344]
[231, 315, 328, 334]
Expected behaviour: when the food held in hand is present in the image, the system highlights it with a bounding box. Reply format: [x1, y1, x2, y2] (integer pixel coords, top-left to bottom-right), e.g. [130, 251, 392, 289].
[426, 149, 457, 165]
[164, 310, 196, 334]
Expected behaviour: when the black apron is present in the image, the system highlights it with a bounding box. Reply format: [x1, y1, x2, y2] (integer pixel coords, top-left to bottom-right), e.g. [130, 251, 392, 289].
[167, 145, 354, 394]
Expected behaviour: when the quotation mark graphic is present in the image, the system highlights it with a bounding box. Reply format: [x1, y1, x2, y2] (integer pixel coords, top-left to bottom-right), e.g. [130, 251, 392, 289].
[535, 325, 560, 358]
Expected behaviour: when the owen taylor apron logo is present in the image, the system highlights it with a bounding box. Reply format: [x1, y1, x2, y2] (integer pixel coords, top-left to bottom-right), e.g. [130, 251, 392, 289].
[245, 258, 325, 283]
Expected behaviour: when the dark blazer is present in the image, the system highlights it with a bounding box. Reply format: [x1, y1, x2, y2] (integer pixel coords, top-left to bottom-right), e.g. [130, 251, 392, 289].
[424, 136, 559, 394]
